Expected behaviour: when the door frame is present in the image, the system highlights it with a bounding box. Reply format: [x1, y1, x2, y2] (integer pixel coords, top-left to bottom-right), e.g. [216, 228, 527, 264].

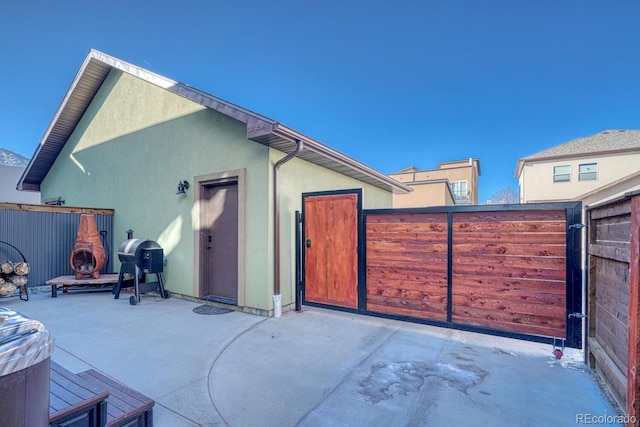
[193, 169, 246, 306]
[301, 188, 363, 312]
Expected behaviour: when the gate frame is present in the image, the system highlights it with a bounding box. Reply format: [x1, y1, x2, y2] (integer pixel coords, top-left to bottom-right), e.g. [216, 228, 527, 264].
[300, 189, 363, 312]
[297, 198, 583, 348]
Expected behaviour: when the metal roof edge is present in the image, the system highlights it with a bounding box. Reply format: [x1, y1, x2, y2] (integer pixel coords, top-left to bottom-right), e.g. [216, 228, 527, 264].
[90, 50, 278, 131]
[18, 50, 99, 191]
[18, 49, 278, 190]
[18, 49, 408, 195]
[272, 125, 412, 194]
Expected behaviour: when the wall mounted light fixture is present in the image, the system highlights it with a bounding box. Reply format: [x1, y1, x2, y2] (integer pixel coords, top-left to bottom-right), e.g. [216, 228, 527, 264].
[176, 180, 190, 195]
[44, 196, 65, 206]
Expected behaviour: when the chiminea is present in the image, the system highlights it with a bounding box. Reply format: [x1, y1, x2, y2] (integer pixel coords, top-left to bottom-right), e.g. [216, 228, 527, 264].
[70, 214, 106, 279]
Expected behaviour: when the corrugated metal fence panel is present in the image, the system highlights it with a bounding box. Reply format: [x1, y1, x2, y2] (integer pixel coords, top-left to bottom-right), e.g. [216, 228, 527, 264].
[0, 209, 114, 289]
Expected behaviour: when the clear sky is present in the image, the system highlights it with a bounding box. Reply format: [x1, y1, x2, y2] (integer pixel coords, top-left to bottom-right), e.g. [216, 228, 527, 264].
[1, 1, 639, 202]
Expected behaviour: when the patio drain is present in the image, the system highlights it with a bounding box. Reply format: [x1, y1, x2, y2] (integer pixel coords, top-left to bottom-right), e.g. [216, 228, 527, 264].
[192, 305, 233, 315]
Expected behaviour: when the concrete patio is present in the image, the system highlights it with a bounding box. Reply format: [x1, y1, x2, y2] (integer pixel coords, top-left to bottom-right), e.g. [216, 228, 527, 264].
[1, 287, 622, 426]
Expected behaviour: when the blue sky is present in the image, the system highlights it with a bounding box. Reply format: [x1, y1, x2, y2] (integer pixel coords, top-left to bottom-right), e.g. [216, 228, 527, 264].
[1, 1, 639, 202]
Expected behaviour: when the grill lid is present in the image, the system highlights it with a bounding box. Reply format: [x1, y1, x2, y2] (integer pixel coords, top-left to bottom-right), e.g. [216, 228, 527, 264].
[117, 239, 162, 265]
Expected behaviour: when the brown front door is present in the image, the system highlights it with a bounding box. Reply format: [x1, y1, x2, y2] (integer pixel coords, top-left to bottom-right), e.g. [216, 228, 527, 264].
[304, 192, 359, 309]
[200, 181, 238, 304]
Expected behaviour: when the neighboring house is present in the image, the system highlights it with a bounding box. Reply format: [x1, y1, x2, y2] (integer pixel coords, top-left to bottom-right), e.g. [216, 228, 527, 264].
[515, 130, 640, 204]
[17, 49, 410, 316]
[0, 165, 40, 204]
[388, 158, 481, 207]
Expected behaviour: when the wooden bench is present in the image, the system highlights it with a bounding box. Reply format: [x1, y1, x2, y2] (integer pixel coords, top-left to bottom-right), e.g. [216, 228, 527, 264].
[78, 369, 154, 427]
[46, 274, 120, 298]
[50, 361, 109, 427]
[49, 361, 154, 427]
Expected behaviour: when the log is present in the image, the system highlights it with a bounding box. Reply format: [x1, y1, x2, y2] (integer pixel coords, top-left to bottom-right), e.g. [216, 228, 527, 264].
[8, 275, 28, 287]
[0, 261, 13, 275]
[13, 262, 30, 276]
[0, 282, 17, 296]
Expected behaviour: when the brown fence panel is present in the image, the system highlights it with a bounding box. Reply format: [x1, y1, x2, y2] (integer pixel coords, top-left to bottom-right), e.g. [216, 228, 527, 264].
[451, 210, 567, 339]
[587, 194, 637, 418]
[359, 202, 582, 347]
[303, 202, 581, 346]
[365, 212, 449, 321]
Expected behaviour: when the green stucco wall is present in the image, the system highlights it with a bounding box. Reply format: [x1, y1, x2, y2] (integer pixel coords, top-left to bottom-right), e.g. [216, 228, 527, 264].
[42, 70, 270, 309]
[41, 69, 393, 313]
[270, 149, 393, 308]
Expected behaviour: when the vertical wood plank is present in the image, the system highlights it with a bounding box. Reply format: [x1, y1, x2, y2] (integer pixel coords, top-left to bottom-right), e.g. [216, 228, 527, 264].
[627, 195, 640, 422]
[304, 194, 358, 309]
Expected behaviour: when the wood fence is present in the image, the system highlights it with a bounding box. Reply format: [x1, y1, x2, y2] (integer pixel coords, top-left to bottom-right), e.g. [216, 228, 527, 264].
[588, 191, 640, 422]
[365, 203, 582, 346]
[300, 197, 583, 348]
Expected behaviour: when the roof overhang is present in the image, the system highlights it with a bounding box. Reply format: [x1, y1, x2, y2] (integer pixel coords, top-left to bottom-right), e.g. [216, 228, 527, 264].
[19, 49, 410, 195]
[515, 146, 640, 179]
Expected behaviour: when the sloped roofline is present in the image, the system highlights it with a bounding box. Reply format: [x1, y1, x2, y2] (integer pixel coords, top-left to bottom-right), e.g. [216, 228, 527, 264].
[19, 49, 410, 194]
[572, 169, 640, 202]
[514, 130, 640, 178]
[390, 166, 419, 174]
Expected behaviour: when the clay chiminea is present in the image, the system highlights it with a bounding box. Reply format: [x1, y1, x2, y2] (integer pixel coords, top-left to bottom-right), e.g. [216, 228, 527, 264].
[70, 214, 107, 279]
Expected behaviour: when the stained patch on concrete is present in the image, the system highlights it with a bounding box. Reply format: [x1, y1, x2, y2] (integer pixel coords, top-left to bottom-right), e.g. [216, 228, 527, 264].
[359, 361, 488, 404]
[463, 346, 478, 356]
[493, 347, 518, 357]
[450, 352, 474, 362]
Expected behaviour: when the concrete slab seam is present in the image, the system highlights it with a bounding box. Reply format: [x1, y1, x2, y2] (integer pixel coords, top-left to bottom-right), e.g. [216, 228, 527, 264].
[207, 316, 270, 426]
[293, 325, 401, 426]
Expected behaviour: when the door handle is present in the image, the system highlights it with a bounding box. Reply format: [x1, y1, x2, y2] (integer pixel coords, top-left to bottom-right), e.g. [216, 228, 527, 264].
[306, 238, 312, 248]
[207, 235, 213, 249]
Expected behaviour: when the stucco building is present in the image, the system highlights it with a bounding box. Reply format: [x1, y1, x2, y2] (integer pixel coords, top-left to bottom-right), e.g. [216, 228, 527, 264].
[516, 130, 640, 204]
[0, 165, 40, 204]
[388, 158, 481, 207]
[17, 49, 410, 316]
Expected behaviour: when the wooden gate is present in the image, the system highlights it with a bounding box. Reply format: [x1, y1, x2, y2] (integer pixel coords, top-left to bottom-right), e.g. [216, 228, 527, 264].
[301, 200, 583, 348]
[302, 190, 360, 309]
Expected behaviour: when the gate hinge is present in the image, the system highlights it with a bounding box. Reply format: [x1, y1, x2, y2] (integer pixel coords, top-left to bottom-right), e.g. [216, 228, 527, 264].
[568, 223, 586, 230]
[568, 312, 587, 319]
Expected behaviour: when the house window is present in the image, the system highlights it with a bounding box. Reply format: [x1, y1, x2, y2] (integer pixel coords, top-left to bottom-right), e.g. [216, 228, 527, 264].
[553, 165, 571, 183]
[451, 181, 469, 201]
[579, 163, 598, 181]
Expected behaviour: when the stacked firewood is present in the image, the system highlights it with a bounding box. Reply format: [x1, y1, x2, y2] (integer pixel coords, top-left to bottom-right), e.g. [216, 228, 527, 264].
[0, 260, 29, 296]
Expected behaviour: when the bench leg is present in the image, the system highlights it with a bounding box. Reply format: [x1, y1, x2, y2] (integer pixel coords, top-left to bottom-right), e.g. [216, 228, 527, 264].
[51, 285, 57, 298]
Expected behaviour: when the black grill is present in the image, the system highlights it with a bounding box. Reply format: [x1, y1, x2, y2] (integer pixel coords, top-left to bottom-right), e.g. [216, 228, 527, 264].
[114, 239, 168, 305]
[117, 239, 164, 274]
